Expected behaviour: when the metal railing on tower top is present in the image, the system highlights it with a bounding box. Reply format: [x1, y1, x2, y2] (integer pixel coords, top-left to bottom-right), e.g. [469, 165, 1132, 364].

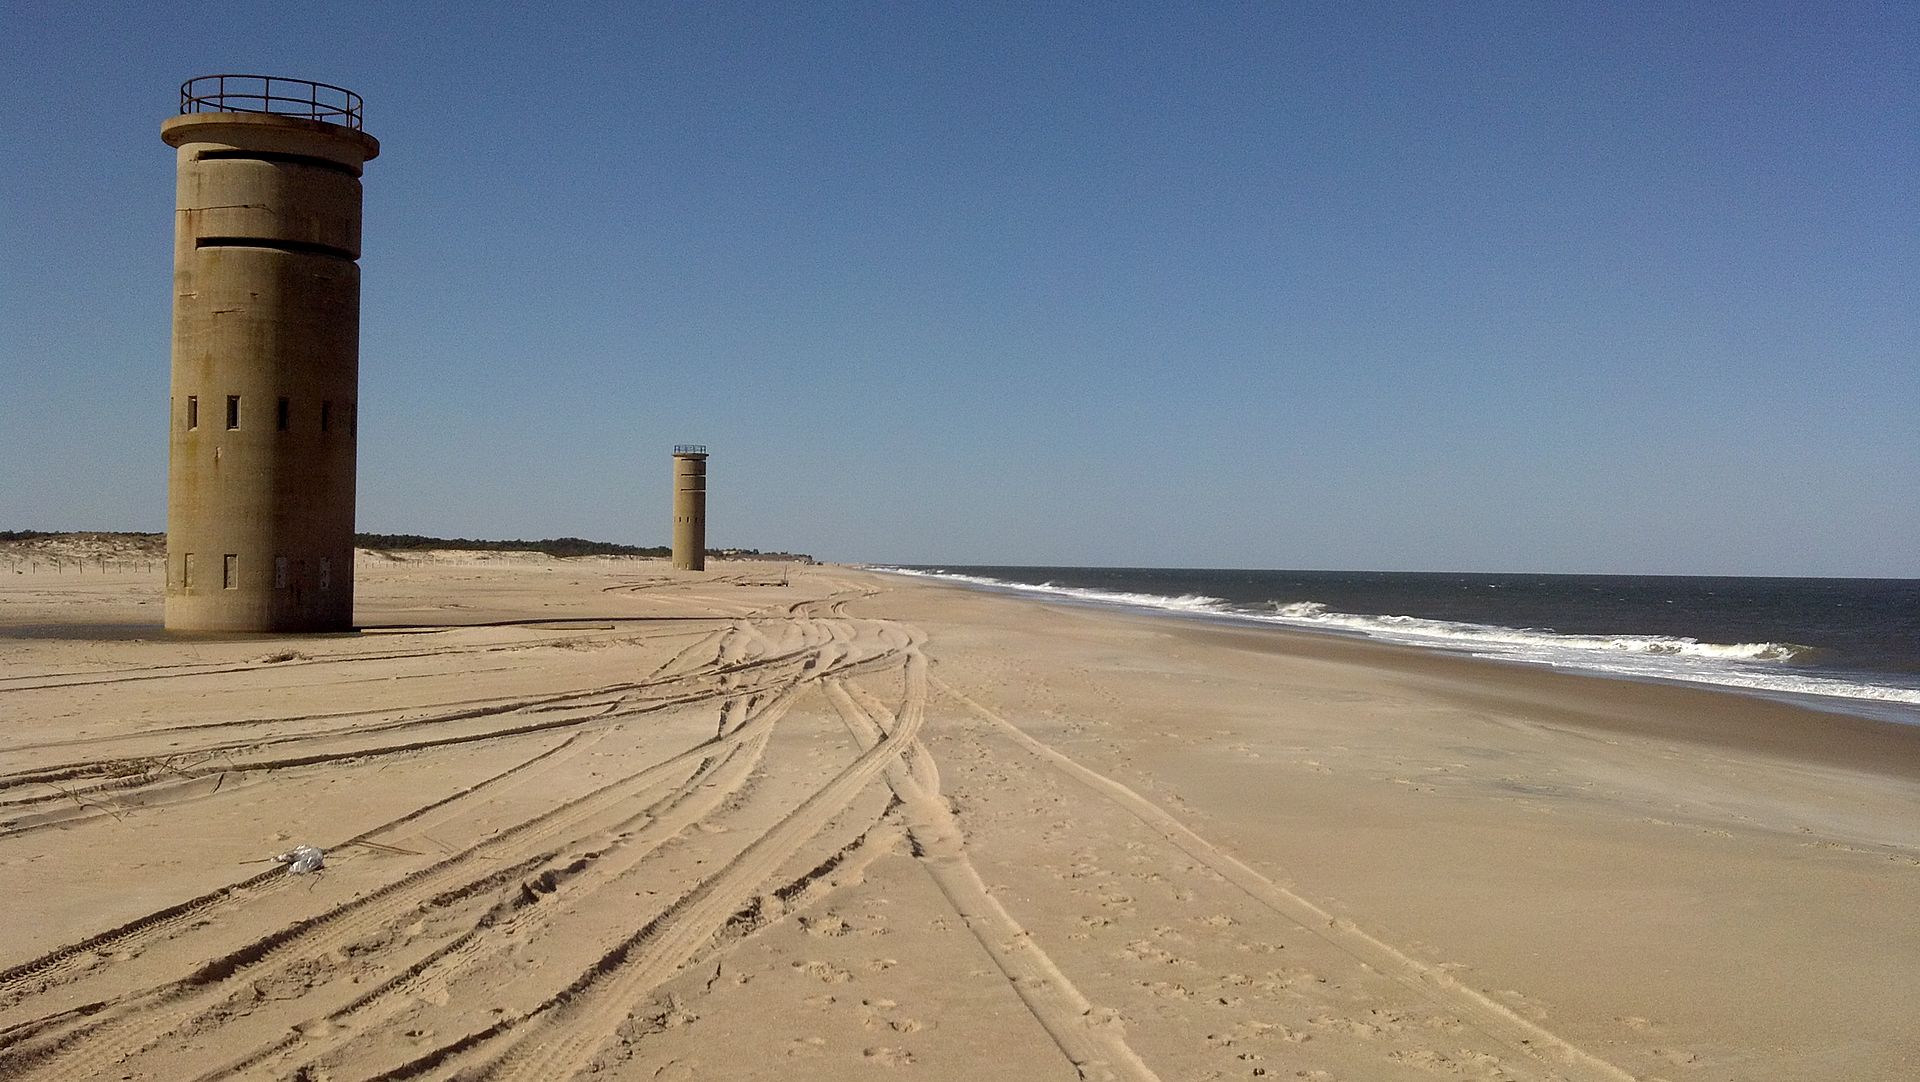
[179, 75, 364, 130]
[674, 445, 708, 455]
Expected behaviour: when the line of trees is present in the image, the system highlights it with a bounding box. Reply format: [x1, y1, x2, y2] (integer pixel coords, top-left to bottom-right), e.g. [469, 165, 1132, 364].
[2, 530, 162, 542]
[355, 533, 670, 558]
[4, 530, 811, 562]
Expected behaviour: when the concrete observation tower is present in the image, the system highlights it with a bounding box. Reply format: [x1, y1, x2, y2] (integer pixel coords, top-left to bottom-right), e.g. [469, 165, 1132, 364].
[671, 445, 708, 571]
[161, 76, 379, 632]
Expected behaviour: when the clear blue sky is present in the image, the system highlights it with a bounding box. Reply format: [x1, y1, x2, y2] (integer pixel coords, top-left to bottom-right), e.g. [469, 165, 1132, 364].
[3, 2, 1914, 574]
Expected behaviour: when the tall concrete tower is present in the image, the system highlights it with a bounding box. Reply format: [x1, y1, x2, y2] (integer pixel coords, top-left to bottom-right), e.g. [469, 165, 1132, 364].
[161, 76, 378, 632]
[671, 445, 708, 571]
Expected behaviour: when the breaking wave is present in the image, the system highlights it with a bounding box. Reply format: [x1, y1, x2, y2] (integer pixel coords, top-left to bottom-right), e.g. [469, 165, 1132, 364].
[871, 568, 1233, 616]
[867, 567, 1920, 713]
[1261, 601, 1810, 663]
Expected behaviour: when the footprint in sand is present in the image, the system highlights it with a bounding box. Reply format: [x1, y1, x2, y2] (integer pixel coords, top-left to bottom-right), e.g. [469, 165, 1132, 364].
[1121, 939, 1187, 965]
[800, 913, 854, 937]
[1306, 1015, 1372, 1038]
[863, 1046, 915, 1067]
[1453, 1049, 1512, 1076]
[793, 960, 854, 984]
[1259, 966, 1327, 993]
[1224, 1019, 1288, 1042]
[1084, 1006, 1129, 1034]
[1385, 1048, 1455, 1071]
[1306, 1011, 1406, 1038]
[785, 1036, 827, 1058]
[858, 997, 925, 1035]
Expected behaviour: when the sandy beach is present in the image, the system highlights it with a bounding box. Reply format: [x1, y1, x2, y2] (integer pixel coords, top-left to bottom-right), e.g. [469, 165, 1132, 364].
[1, 552, 1915, 1081]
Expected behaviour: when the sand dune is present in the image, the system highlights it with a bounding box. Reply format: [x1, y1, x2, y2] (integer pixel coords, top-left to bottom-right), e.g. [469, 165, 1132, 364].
[1, 556, 1914, 1080]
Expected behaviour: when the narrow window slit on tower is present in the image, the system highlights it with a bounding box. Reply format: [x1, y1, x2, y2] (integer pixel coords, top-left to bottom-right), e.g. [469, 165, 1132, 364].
[277, 397, 290, 431]
[194, 236, 356, 261]
[226, 395, 240, 430]
[194, 149, 359, 178]
[321, 400, 332, 432]
[223, 554, 238, 590]
[187, 396, 198, 429]
[274, 557, 288, 589]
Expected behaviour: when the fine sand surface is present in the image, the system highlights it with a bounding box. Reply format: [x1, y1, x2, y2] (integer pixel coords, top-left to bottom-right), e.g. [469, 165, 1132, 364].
[1, 553, 1915, 1081]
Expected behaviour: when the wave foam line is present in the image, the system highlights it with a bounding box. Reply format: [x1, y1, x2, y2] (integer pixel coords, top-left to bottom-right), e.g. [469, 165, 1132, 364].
[868, 568, 1920, 711]
[1262, 601, 1808, 662]
[870, 567, 1231, 616]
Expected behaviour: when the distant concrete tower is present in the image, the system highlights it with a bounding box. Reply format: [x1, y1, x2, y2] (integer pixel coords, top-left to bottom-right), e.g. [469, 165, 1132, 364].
[161, 75, 379, 632]
[672, 445, 708, 571]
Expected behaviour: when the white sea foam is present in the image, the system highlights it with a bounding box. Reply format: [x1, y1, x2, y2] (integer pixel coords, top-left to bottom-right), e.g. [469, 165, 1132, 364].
[866, 567, 1920, 713]
[872, 568, 1232, 615]
[1258, 601, 1809, 663]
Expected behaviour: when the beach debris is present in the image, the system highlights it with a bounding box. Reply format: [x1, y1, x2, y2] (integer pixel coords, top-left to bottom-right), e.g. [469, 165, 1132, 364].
[272, 845, 326, 874]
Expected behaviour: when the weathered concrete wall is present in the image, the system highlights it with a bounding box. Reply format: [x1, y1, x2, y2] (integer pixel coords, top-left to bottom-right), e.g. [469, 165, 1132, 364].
[672, 452, 708, 572]
[161, 112, 379, 631]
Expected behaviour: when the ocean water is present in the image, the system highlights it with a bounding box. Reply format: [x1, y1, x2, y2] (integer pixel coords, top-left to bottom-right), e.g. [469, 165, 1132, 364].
[870, 566, 1920, 725]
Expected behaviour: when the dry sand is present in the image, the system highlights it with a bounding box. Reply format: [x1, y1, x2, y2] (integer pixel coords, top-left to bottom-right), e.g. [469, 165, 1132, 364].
[1, 552, 1915, 1081]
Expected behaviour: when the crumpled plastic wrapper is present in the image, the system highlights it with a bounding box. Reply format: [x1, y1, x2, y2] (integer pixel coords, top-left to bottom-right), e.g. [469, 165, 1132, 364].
[272, 844, 325, 874]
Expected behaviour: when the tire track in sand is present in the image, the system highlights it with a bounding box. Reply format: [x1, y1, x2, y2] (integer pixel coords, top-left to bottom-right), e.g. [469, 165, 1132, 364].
[0, 624, 695, 696]
[369, 631, 923, 1081]
[0, 728, 603, 1014]
[825, 665, 1162, 1082]
[194, 687, 796, 1081]
[0, 633, 840, 832]
[0, 628, 828, 807]
[931, 674, 1638, 1082]
[0, 678, 816, 1081]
